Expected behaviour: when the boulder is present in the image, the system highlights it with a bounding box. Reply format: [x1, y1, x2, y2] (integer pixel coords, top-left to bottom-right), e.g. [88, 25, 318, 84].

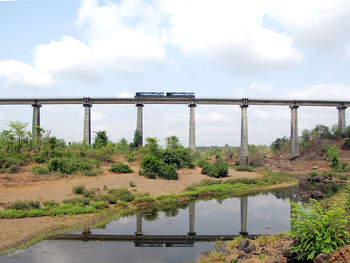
[237, 239, 249, 251]
[315, 253, 332, 263]
[300, 190, 324, 199]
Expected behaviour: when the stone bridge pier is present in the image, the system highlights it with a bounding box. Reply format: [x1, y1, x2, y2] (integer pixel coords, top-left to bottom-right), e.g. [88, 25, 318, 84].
[290, 105, 299, 158]
[32, 103, 41, 138]
[83, 102, 92, 145]
[240, 103, 249, 166]
[338, 105, 347, 133]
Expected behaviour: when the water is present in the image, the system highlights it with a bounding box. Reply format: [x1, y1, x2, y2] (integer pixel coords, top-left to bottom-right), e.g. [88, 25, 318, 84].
[1, 186, 298, 263]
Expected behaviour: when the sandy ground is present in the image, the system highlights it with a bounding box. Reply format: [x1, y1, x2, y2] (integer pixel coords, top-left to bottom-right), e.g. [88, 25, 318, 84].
[0, 162, 267, 252]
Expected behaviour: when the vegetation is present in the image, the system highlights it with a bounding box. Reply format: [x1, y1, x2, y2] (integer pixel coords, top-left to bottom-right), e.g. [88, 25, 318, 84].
[109, 163, 133, 173]
[290, 198, 350, 260]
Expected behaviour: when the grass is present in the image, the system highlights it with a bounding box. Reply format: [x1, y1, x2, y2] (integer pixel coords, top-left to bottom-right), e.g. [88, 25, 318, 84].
[0, 171, 297, 220]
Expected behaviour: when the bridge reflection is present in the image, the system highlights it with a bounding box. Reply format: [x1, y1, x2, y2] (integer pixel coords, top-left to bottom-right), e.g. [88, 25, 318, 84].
[53, 198, 257, 247]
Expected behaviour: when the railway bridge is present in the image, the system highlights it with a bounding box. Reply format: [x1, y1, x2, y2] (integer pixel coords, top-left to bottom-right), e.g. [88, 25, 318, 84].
[0, 95, 349, 166]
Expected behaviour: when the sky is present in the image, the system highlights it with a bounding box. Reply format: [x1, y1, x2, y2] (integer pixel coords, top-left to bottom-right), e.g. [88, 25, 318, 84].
[0, 0, 350, 147]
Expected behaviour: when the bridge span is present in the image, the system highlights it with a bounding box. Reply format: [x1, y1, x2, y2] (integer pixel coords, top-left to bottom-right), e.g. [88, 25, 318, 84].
[0, 96, 349, 165]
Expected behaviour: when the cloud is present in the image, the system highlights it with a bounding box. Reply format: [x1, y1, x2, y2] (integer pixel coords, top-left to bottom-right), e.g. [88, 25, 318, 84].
[285, 83, 350, 99]
[161, 0, 302, 72]
[0, 60, 53, 88]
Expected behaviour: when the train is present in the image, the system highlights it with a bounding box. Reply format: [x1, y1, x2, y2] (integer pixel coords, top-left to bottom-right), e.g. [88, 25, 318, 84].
[135, 92, 195, 98]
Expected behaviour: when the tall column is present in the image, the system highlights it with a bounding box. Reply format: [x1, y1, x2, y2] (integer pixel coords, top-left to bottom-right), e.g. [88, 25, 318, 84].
[189, 103, 196, 152]
[136, 103, 144, 146]
[135, 213, 143, 236]
[338, 106, 347, 133]
[83, 103, 92, 145]
[32, 103, 42, 138]
[240, 196, 248, 235]
[188, 202, 196, 236]
[290, 105, 299, 158]
[240, 104, 249, 166]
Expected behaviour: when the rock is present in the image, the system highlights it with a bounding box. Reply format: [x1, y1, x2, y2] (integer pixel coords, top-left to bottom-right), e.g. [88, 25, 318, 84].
[315, 253, 332, 263]
[200, 250, 210, 258]
[300, 190, 324, 199]
[282, 241, 294, 258]
[237, 251, 245, 259]
[216, 246, 230, 256]
[237, 239, 249, 251]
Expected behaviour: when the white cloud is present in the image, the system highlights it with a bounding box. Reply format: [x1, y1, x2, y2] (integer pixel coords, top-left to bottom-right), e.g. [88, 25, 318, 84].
[0, 60, 53, 88]
[285, 83, 350, 99]
[276, 0, 350, 53]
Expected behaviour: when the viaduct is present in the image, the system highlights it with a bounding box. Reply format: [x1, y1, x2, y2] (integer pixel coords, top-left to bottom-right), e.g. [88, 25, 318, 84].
[0, 96, 349, 166]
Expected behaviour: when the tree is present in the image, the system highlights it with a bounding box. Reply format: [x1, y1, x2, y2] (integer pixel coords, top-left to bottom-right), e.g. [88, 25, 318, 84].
[7, 121, 29, 152]
[92, 130, 108, 149]
[165, 135, 181, 150]
[0, 130, 15, 152]
[130, 130, 142, 149]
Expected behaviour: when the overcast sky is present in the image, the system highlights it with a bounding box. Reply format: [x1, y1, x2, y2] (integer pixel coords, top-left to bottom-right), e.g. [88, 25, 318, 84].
[0, 0, 350, 147]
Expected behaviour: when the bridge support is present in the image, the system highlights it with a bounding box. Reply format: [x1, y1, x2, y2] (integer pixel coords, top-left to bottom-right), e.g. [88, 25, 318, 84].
[83, 103, 92, 145]
[188, 202, 196, 236]
[240, 104, 249, 166]
[136, 103, 144, 146]
[32, 103, 41, 138]
[189, 103, 196, 152]
[290, 105, 299, 158]
[240, 196, 248, 235]
[338, 106, 347, 133]
[135, 213, 143, 236]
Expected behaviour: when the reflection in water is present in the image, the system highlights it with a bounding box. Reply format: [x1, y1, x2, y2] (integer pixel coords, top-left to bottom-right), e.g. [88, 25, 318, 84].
[0, 186, 299, 263]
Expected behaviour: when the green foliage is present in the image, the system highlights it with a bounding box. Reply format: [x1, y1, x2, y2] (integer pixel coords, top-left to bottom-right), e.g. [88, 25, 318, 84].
[271, 136, 289, 154]
[92, 130, 108, 149]
[32, 165, 49, 175]
[131, 196, 155, 204]
[7, 121, 29, 152]
[107, 187, 135, 202]
[343, 138, 350, 149]
[235, 166, 253, 172]
[165, 135, 181, 150]
[290, 199, 350, 260]
[129, 130, 142, 149]
[48, 157, 93, 175]
[114, 138, 131, 154]
[109, 163, 133, 173]
[201, 162, 229, 178]
[140, 154, 179, 180]
[310, 171, 317, 177]
[129, 181, 136, 187]
[5, 200, 40, 210]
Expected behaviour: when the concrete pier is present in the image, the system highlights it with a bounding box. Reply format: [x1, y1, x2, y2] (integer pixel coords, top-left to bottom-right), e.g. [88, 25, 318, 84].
[189, 103, 196, 152]
[240, 196, 248, 235]
[338, 106, 347, 133]
[83, 103, 92, 145]
[136, 103, 144, 146]
[240, 104, 249, 166]
[32, 103, 41, 138]
[290, 105, 299, 157]
[136, 213, 143, 236]
[188, 202, 196, 236]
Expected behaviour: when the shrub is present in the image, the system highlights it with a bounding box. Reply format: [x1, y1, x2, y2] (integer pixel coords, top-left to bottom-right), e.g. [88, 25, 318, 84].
[32, 166, 49, 175]
[90, 201, 109, 209]
[343, 138, 350, 149]
[72, 185, 86, 195]
[225, 178, 258, 185]
[5, 200, 40, 210]
[108, 187, 135, 202]
[310, 171, 317, 177]
[132, 196, 155, 204]
[42, 200, 58, 207]
[201, 162, 228, 178]
[235, 166, 253, 172]
[290, 199, 350, 260]
[109, 163, 133, 173]
[129, 181, 136, 187]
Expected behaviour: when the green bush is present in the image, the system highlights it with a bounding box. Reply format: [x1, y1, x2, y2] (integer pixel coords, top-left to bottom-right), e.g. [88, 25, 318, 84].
[48, 157, 93, 175]
[225, 178, 258, 185]
[310, 171, 317, 177]
[32, 165, 49, 175]
[235, 166, 253, 172]
[5, 200, 40, 210]
[109, 163, 133, 173]
[290, 199, 350, 260]
[107, 187, 135, 202]
[201, 162, 228, 178]
[72, 185, 86, 195]
[343, 138, 350, 149]
[132, 196, 155, 204]
[90, 201, 109, 209]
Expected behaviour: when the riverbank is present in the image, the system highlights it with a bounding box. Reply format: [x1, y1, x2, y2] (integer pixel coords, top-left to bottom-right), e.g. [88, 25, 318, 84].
[0, 167, 297, 253]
